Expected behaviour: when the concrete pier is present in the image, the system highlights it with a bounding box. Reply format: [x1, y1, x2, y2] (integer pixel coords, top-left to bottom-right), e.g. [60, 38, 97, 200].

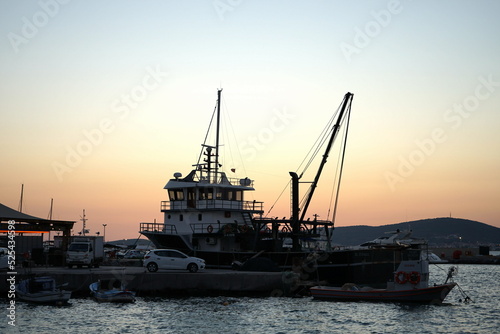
[0, 266, 287, 297]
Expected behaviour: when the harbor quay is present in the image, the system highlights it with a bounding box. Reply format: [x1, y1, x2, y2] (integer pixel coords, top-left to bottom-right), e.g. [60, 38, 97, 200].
[0, 266, 290, 297]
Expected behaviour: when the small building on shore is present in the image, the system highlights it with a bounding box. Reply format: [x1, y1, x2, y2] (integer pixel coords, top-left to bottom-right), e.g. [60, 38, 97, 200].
[0, 203, 75, 265]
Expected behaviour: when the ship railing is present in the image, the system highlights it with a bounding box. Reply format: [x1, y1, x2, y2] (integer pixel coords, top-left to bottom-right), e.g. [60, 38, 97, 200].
[253, 218, 333, 236]
[191, 223, 222, 234]
[161, 200, 263, 212]
[194, 172, 254, 188]
[140, 222, 177, 235]
[190, 222, 258, 235]
[255, 217, 333, 226]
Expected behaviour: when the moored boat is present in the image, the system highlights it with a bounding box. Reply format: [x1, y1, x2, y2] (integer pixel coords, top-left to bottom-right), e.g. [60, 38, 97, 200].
[310, 260, 457, 304]
[138, 90, 432, 287]
[89, 279, 136, 303]
[16, 276, 71, 305]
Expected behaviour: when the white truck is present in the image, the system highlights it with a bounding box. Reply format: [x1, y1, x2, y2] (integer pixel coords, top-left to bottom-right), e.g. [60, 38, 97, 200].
[66, 236, 104, 268]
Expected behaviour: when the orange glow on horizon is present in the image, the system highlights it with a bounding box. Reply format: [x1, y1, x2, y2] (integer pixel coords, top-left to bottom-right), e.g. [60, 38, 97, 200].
[0, 231, 50, 234]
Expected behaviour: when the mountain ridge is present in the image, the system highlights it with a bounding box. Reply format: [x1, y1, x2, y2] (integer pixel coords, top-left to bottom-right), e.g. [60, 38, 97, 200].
[332, 217, 500, 247]
[111, 217, 499, 248]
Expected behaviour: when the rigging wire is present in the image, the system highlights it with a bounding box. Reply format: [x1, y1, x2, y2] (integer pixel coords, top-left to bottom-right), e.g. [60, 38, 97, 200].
[328, 104, 351, 225]
[266, 96, 348, 218]
[201, 91, 259, 198]
[297, 99, 347, 216]
[221, 94, 248, 177]
[219, 96, 228, 170]
[264, 181, 290, 218]
[326, 123, 346, 221]
[296, 107, 340, 178]
[196, 100, 219, 168]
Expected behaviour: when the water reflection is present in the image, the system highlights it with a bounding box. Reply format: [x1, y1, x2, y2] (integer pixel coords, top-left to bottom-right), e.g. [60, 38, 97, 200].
[0, 265, 496, 334]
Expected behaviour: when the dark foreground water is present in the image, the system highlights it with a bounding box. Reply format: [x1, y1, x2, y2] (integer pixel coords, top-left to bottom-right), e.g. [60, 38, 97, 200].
[1, 264, 498, 334]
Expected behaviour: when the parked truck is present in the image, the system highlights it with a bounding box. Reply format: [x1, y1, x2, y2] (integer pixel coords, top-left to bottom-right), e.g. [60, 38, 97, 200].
[66, 236, 104, 268]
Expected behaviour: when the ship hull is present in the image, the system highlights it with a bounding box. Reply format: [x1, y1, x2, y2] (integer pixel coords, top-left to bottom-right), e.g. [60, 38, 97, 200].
[310, 283, 457, 304]
[141, 231, 418, 287]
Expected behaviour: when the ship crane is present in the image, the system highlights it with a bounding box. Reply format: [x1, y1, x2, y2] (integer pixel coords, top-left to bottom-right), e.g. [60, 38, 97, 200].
[290, 92, 353, 251]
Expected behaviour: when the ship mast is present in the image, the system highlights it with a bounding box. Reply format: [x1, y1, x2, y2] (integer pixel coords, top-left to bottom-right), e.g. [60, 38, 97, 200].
[198, 89, 223, 184]
[214, 88, 222, 183]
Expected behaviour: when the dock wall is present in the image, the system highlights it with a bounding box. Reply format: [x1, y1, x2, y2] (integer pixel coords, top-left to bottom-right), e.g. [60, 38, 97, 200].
[0, 267, 286, 297]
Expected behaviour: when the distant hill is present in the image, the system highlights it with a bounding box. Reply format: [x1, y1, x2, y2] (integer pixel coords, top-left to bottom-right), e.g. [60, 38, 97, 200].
[109, 217, 499, 249]
[332, 217, 500, 247]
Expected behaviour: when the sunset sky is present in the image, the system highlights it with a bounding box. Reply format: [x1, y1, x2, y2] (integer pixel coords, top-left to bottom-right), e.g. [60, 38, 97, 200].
[1, 1, 499, 241]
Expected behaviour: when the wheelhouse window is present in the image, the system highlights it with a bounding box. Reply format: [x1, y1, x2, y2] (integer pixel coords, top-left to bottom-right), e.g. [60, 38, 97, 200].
[219, 189, 232, 200]
[225, 190, 243, 201]
[199, 187, 213, 200]
[235, 191, 242, 201]
[168, 189, 185, 201]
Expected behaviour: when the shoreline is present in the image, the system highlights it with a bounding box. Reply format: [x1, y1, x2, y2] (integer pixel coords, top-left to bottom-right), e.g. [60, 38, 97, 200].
[0, 266, 286, 297]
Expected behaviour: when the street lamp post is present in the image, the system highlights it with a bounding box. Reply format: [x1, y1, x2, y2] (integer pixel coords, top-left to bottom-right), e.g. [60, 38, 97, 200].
[102, 224, 107, 242]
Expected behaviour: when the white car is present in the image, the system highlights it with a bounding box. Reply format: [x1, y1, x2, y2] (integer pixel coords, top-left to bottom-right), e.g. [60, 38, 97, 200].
[143, 249, 205, 273]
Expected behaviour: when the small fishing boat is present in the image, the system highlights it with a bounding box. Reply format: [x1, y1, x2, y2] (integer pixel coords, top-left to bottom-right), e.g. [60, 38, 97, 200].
[16, 276, 71, 305]
[89, 279, 136, 303]
[310, 260, 457, 304]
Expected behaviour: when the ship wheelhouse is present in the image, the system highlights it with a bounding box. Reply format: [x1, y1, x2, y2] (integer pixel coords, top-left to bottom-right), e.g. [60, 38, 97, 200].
[138, 157, 265, 254]
[162, 170, 263, 217]
[139, 89, 266, 255]
[163, 171, 257, 213]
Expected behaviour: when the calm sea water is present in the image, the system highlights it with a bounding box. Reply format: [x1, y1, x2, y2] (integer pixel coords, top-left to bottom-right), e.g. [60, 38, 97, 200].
[1, 264, 498, 334]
